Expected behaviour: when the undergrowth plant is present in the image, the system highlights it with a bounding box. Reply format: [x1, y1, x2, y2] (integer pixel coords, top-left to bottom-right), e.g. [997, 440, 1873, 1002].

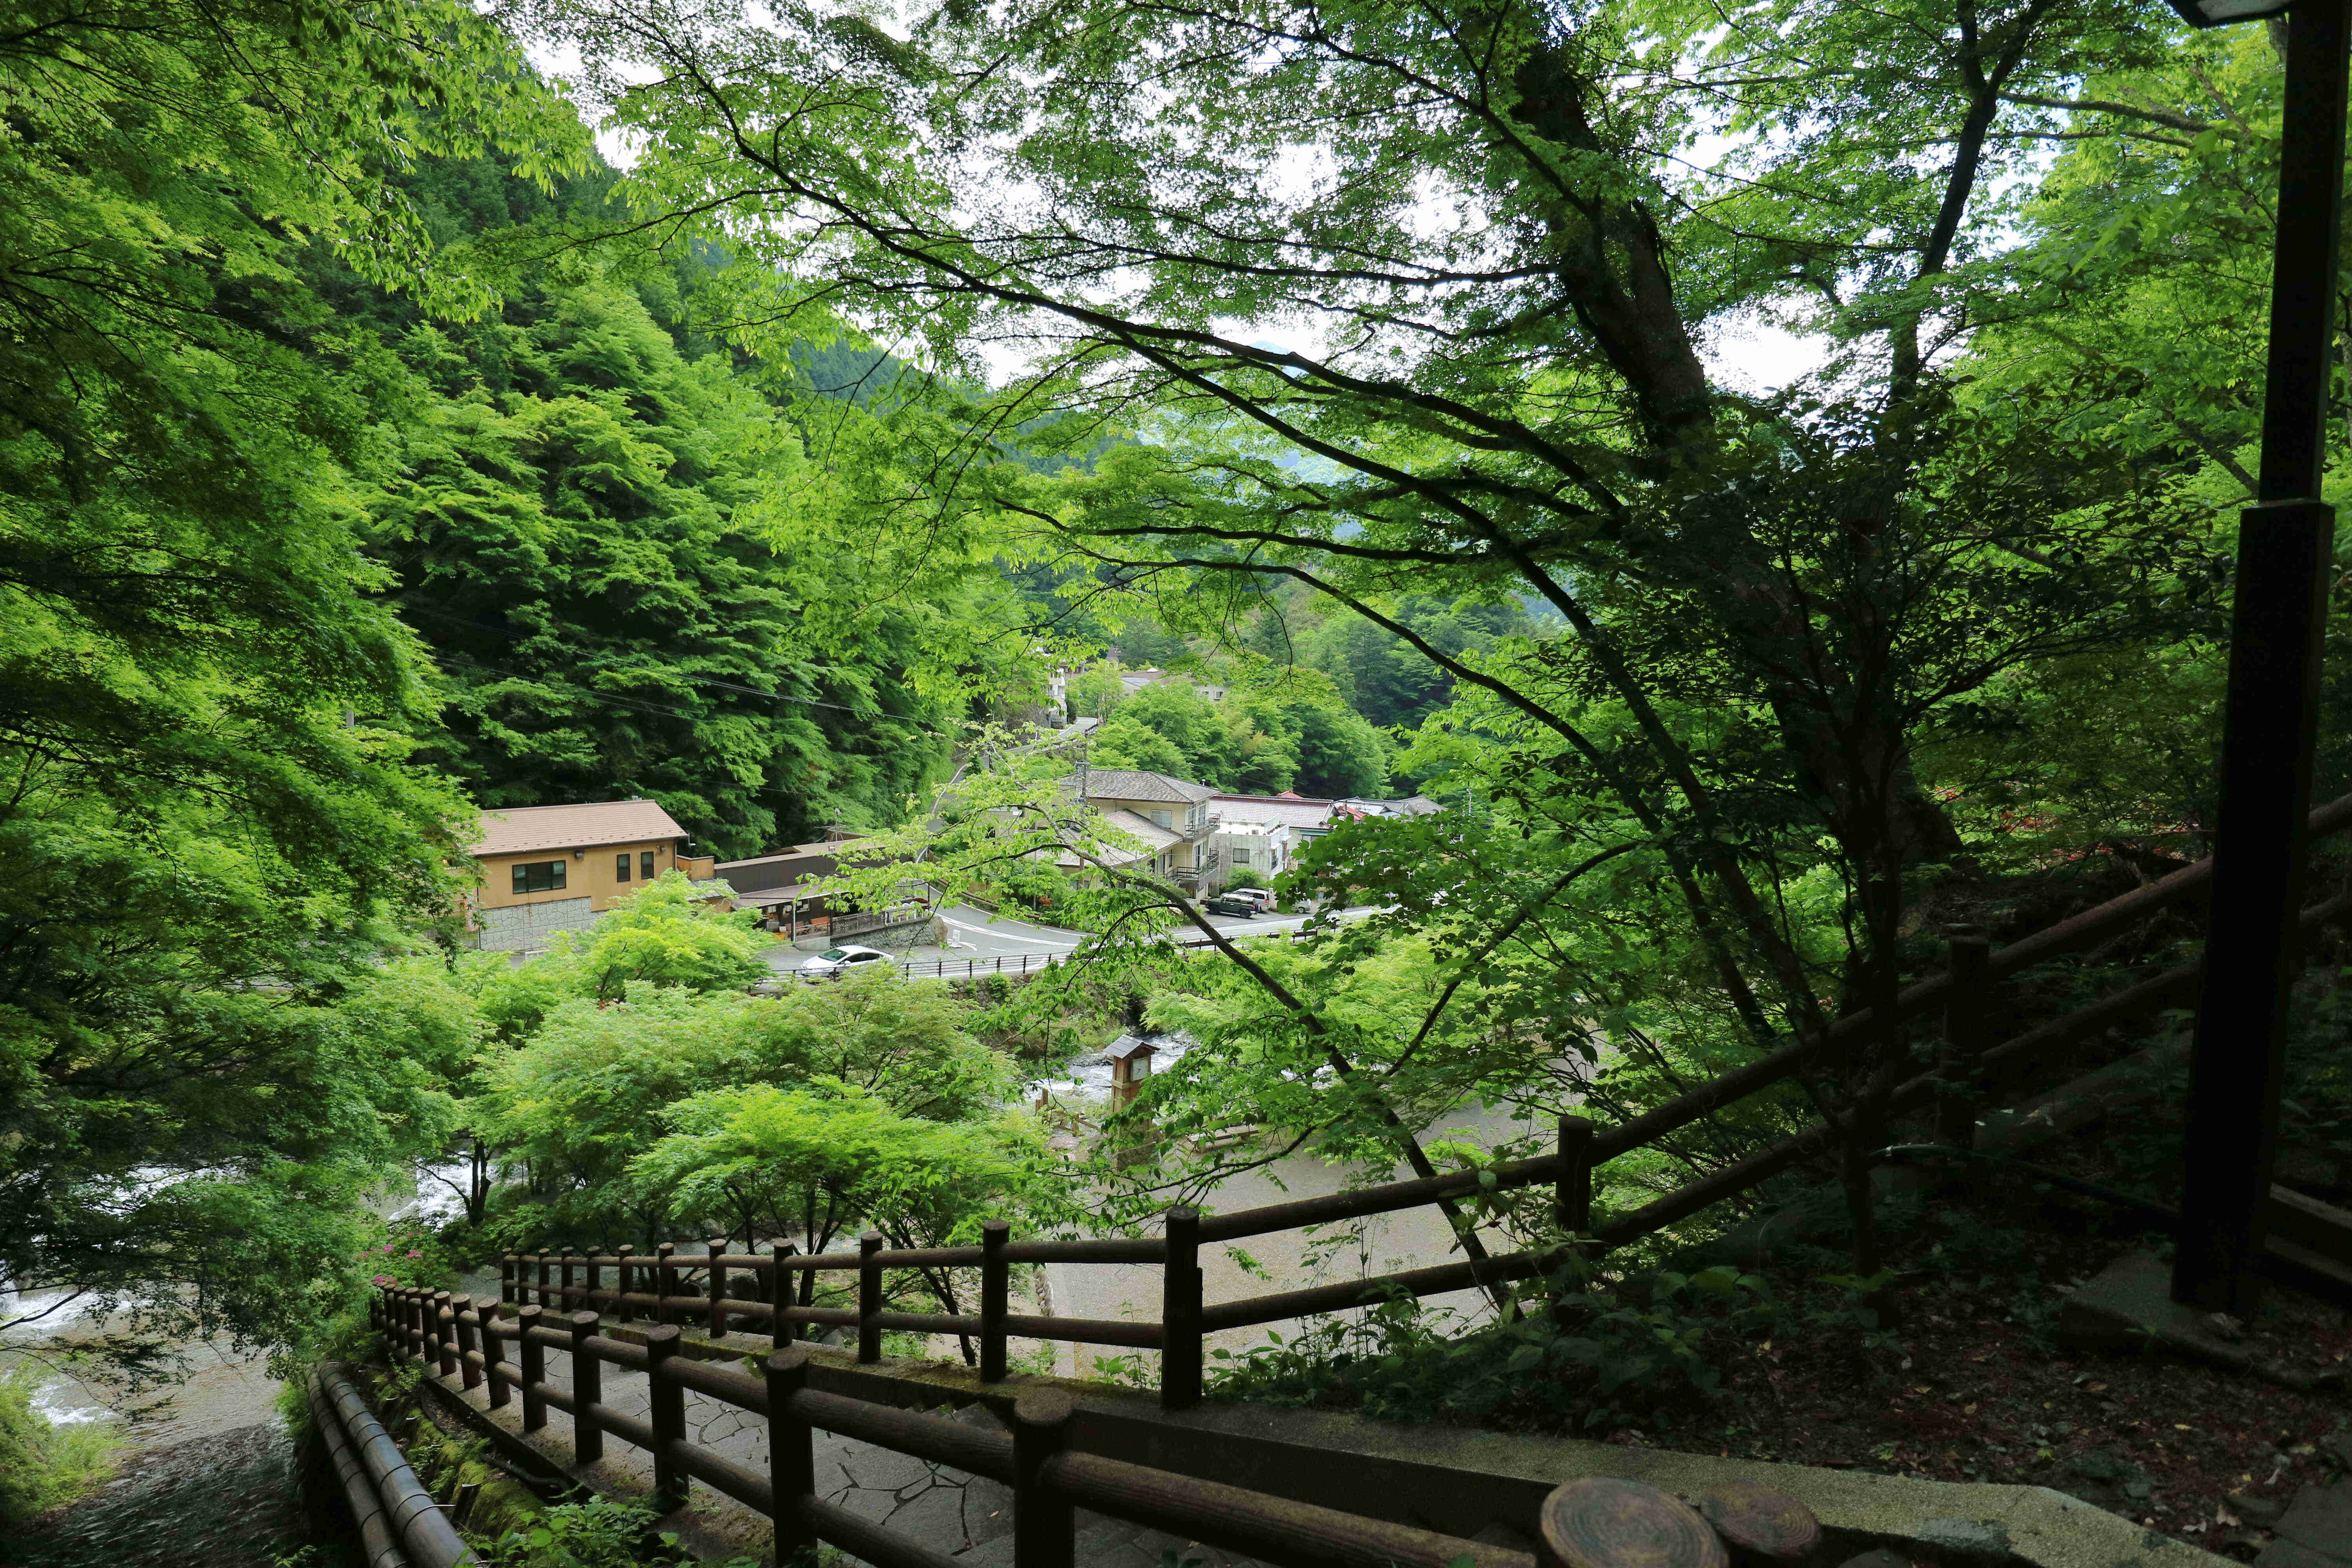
[0, 1366, 120, 1524]
[1200, 1259, 1929, 1432]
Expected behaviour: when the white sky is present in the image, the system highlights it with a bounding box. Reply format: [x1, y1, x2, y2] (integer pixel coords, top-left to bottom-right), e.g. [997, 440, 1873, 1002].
[524, 42, 1835, 397]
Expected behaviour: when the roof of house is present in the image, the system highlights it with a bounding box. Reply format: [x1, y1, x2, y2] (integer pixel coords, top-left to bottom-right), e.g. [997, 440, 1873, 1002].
[1099, 809, 1183, 850]
[1209, 794, 1335, 829]
[473, 799, 688, 857]
[1336, 796, 1446, 819]
[716, 837, 867, 893]
[1072, 769, 1218, 805]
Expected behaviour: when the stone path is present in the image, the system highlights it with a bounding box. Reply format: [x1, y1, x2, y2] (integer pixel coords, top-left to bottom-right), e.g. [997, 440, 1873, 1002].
[454, 1336, 1266, 1568]
[2256, 1469, 2352, 1568]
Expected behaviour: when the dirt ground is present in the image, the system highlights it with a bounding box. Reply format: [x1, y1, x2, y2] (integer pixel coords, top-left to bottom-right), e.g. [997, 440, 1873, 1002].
[1628, 1224, 2352, 1561]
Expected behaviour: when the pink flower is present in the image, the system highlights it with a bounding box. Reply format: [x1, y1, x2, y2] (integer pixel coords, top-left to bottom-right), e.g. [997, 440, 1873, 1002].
[372, 1274, 394, 1285]
[405, 1250, 422, 1259]
[383, 1244, 394, 1253]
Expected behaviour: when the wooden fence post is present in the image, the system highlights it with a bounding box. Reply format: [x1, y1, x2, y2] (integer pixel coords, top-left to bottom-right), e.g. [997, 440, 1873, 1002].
[1539, 1477, 1726, 1568]
[981, 1220, 1009, 1382]
[394, 1291, 414, 1360]
[479, 1297, 510, 1410]
[1161, 1206, 1203, 1411]
[1011, 1390, 1077, 1568]
[536, 1252, 552, 1308]
[516, 1303, 546, 1432]
[707, 1240, 727, 1340]
[858, 1231, 884, 1363]
[454, 1296, 482, 1391]
[771, 1242, 794, 1348]
[500, 1254, 517, 1306]
[585, 1253, 601, 1315]
[766, 1347, 817, 1560]
[1556, 1115, 1595, 1234]
[615, 1245, 633, 1323]
[656, 1241, 677, 1325]
[561, 1253, 575, 1310]
[569, 1312, 603, 1466]
[1940, 931, 1993, 1152]
[645, 1325, 686, 1513]
[433, 1291, 458, 1379]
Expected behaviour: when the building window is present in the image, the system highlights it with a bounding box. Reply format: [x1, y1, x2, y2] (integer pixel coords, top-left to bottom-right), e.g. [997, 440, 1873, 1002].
[616, 852, 632, 883]
[1149, 809, 1172, 829]
[511, 860, 567, 895]
[1232, 848, 1251, 866]
[642, 849, 656, 880]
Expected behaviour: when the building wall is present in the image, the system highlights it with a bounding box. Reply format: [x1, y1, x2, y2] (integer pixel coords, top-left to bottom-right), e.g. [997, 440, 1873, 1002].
[474, 837, 682, 916]
[476, 895, 598, 954]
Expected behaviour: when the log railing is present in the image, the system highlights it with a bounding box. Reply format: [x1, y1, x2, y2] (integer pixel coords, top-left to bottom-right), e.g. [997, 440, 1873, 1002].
[369, 1289, 1816, 1568]
[509, 792, 2352, 1410]
[309, 1359, 479, 1568]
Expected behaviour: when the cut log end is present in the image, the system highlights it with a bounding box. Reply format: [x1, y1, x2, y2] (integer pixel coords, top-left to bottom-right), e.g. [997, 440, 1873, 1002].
[1697, 1481, 1822, 1565]
[1540, 1477, 1731, 1568]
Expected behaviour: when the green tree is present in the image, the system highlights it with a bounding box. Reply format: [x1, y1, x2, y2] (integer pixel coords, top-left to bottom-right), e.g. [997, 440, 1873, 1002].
[630, 1080, 1045, 1352]
[0, 0, 582, 1365]
[565, 871, 771, 1001]
[358, 259, 965, 856]
[472, 968, 1014, 1247]
[545, 0, 2237, 1270]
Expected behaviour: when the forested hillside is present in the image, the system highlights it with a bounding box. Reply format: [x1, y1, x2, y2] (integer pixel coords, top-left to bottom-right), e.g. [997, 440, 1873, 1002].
[310, 157, 984, 856]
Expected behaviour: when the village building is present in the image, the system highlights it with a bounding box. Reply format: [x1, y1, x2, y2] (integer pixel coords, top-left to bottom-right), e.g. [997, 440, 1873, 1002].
[713, 832, 864, 939]
[1068, 767, 1219, 886]
[466, 799, 717, 952]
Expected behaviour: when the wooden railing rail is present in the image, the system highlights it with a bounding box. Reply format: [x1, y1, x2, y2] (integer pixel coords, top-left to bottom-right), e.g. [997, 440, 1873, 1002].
[372, 1290, 1664, 1568]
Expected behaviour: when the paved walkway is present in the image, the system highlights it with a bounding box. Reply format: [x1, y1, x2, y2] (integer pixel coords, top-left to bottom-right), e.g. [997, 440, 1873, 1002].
[1044, 1097, 1552, 1383]
[436, 1334, 1268, 1568]
[2257, 1468, 2352, 1568]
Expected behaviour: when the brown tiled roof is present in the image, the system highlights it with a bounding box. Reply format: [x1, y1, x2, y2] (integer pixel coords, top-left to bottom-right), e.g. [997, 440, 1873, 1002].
[472, 799, 688, 857]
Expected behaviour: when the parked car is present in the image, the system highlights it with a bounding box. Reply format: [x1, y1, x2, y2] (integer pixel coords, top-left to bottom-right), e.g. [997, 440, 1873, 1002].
[797, 944, 892, 977]
[1203, 892, 1260, 917]
[1228, 887, 1279, 913]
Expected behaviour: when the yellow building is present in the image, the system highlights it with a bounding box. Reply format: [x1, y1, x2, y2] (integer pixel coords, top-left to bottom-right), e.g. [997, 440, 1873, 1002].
[467, 799, 715, 951]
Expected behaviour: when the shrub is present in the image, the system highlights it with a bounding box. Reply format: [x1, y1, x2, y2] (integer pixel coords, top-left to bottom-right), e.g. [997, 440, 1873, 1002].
[0, 1366, 120, 1524]
[1203, 1264, 1782, 1432]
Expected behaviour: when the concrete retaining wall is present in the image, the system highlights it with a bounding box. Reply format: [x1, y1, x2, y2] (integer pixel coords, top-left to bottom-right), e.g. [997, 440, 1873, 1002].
[476, 896, 598, 953]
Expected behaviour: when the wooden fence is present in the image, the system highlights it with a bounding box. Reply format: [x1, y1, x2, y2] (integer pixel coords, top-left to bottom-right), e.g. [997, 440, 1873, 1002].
[518, 791, 2352, 1412]
[369, 1289, 1818, 1568]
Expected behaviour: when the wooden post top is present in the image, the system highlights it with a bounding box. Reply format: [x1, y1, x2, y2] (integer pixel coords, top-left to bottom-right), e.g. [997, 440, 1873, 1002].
[1538, 1477, 1728, 1568]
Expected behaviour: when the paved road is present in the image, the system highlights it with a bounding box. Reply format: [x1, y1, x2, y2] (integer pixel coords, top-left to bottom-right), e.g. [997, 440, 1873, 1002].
[761, 904, 1340, 982]
[1040, 1093, 1553, 1384]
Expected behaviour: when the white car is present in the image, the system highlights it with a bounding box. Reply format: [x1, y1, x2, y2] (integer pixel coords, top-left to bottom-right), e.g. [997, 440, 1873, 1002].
[797, 944, 892, 978]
